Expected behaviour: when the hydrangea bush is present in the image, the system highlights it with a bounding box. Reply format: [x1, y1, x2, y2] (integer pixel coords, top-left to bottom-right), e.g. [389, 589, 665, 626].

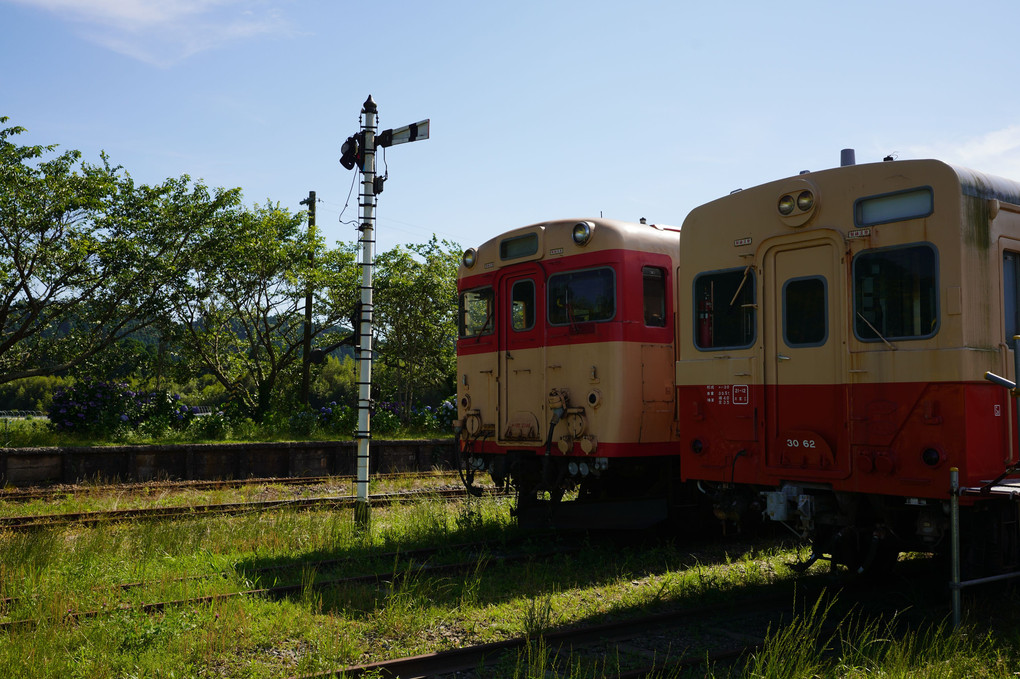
[47, 380, 197, 437]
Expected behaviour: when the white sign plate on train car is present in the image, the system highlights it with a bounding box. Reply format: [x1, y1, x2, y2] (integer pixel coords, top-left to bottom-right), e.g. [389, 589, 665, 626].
[848, 228, 871, 239]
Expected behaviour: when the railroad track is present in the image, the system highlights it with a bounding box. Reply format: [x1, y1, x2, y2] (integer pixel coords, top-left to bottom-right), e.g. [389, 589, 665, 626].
[0, 486, 492, 531]
[290, 560, 951, 679]
[0, 471, 461, 503]
[0, 536, 573, 633]
[293, 597, 784, 678]
[0, 535, 547, 613]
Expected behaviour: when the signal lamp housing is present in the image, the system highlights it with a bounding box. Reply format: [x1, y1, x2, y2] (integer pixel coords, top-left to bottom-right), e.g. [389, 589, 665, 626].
[340, 132, 364, 171]
[462, 248, 477, 268]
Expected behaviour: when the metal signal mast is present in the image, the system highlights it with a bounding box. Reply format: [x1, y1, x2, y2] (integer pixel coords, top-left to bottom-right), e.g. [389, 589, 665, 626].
[339, 95, 430, 528]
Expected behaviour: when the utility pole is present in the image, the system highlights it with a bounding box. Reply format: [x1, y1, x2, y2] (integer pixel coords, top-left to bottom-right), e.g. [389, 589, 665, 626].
[299, 190, 316, 406]
[339, 95, 430, 530]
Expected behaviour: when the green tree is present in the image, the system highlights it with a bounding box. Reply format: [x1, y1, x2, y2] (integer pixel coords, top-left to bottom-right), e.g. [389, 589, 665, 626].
[171, 203, 359, 422]
[373, 236, 460, 412]
[0, 118, 241, 385]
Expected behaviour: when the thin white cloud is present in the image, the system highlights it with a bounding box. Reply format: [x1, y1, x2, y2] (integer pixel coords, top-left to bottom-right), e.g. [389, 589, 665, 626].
[6, 0, 294, 67]
[904, 125, 1020, 179]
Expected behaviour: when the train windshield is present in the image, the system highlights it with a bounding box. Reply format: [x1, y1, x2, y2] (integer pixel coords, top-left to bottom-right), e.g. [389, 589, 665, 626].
[693, 267, 756, 349]
[459, 287, 495, 338]
[853, 243, 938, 341]
[548, 268, 616, 325]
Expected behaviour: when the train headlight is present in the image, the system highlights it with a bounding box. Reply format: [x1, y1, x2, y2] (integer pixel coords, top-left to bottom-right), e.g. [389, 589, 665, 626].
[776, 180, 819, 227]
[462, 248, 477, 268]
[778, 195, 796, 216]
[572, 221, 594, 246]
[797, 190, 814, 211]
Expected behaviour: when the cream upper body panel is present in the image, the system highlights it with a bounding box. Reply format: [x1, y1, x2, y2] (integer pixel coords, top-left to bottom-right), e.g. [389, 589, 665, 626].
[676, 159, 1020, 384]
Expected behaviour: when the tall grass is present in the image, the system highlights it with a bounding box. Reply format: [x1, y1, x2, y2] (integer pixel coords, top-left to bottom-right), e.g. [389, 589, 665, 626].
[2, 492, 1019, 678]
[712, 592, 1018, 679]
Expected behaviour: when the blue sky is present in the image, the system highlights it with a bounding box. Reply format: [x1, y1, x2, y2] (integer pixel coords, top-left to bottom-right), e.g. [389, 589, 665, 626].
[4, 0, 1020, 254]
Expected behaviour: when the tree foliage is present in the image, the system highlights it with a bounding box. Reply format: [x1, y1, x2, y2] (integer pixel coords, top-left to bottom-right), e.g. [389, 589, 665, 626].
[169, 203, 359, 421]
[0, 117, 241, 385]
[373, 236, 460, 412]
[0, 118, 461, 428]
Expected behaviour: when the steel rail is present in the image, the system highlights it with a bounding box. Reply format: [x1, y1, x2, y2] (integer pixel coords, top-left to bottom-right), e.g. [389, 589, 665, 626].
[0, 487, 488, 531]
[290, 597, 785, 679]
[0, 471, 460, 503]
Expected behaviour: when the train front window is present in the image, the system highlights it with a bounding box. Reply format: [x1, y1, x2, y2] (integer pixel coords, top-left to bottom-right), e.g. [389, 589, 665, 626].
[459, 287, 495, 338]
[853, 244, 938, 341]
[783, 276, 827, 346]
[511, 279, 535, 331]
[693, 267, 756, 350]
[643, 266, 666, 327]
[548, 268, 615, 325]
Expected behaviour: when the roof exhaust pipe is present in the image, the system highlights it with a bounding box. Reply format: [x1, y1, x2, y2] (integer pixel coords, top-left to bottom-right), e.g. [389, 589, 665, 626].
[840, 148, 856, 167]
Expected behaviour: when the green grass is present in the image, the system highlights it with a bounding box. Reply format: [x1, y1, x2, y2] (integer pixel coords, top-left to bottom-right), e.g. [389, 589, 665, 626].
[1, 487, 1019, 678]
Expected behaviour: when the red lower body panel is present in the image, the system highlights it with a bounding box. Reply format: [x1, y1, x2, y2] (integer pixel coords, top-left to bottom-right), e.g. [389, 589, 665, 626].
[676, 380, 1012, 501]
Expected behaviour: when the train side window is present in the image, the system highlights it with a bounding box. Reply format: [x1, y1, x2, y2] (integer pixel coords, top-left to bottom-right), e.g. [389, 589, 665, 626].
[459, 287, 495, 338]
[548, 267, 616, 325]
[693, 266, 756, 350]
[853, 243, 938, 341]
[783, 276, 827, 346]
[1005, 251, 1020, 342]
[643, 266, 666, 327]
[511, 279, 535, 331]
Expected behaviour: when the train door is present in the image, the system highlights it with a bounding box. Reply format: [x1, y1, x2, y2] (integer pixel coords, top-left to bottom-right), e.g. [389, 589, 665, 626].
[763, 239, 850, 478]
[498, 267, 546, 443]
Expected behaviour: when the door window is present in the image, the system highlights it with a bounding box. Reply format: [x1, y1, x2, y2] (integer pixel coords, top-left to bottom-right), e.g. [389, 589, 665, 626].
[511, 279, 535, 331]
[783, 276, 827, 346]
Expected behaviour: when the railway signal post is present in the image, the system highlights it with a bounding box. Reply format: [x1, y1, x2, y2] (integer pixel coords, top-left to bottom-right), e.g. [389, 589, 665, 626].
[340, 95, 429, 528]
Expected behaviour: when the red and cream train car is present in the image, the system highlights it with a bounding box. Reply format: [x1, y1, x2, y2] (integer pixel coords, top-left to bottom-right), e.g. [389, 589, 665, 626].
[455, 156, 1020, 570]
[676, 158, 1020, 570]
[455, 218, 682, 523]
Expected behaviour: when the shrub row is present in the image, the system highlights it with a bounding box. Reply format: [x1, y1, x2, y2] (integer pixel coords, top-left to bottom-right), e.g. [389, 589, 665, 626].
[41, 380, 456, 442]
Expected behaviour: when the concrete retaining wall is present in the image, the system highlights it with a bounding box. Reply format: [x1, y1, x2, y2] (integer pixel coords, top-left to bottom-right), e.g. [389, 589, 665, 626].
[0, 439, 456, 486]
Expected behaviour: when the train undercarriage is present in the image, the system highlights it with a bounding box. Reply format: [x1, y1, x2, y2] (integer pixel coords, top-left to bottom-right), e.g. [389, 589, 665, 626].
[458, 447, 1020, 579]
